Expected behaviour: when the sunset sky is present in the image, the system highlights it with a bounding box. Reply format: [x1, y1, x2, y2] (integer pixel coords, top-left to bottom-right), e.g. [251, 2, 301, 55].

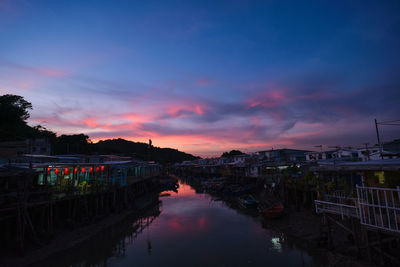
[1, 0, 399, 157]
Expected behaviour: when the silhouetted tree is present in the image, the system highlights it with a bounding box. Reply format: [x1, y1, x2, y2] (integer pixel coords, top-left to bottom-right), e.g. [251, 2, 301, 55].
[0, 94, 33, 140]
[55, 134, 91, 154]
[221, 150, 244, 157]
[0, 94, 58, 142]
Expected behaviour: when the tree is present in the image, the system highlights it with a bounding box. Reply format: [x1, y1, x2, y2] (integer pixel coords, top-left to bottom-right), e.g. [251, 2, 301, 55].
[54, 134, 92, 154]
[0, 94, 32, 124]
[0, 94, 33, 140]
[31, 125, 57, 141]
[221, 150, 244, 157]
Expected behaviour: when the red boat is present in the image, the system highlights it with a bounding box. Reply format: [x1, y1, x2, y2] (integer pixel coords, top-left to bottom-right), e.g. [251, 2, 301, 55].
[262, 203, 284, 219]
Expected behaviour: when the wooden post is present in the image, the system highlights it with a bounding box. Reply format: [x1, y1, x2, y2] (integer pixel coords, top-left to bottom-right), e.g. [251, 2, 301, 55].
[364, 227, 372, 264]
[377, 232, 384, 265]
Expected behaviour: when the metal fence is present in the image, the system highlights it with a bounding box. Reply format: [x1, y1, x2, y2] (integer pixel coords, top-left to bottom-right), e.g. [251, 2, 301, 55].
[315, 199, 359, 219]
[356, 185, 400, 234]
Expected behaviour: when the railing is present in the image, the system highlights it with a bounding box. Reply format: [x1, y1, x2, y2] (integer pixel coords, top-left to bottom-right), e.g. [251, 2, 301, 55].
[324, 193, 357, 206]
[315, 185, 400, 234]
[356, 185, 400, 234]
[315, 199, 358, 219]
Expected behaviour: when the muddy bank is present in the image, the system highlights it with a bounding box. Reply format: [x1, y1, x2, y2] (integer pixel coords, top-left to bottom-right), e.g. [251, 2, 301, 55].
[0, 193, 160, 267]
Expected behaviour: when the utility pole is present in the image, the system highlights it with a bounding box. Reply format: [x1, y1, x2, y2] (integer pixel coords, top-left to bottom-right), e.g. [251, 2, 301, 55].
[148, 139, 152, 161]
[374, 119, 383, 159]
[363, 142, 370, 161]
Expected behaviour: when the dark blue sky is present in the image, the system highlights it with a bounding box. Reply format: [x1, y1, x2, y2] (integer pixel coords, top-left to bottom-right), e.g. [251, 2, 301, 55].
[1, 0, 399, 156]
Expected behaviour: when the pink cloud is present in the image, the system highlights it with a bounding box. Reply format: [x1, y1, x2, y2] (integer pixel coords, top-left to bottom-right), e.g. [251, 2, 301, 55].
[167, 102, 208, 118]
[83, 117, 100, 128]
[0, 59, 68, 78]
[246, 89, 287, 108]
[195, 105, 204, 115]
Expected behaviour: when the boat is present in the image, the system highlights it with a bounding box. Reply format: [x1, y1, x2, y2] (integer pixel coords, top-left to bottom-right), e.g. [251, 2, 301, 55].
[238, 195, 259, 209]
[261, 203, 284, 219]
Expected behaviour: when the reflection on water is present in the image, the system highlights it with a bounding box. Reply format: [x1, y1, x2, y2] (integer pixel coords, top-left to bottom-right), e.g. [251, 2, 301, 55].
[36, 180, 313, 267]
[271, 237, 283, 252]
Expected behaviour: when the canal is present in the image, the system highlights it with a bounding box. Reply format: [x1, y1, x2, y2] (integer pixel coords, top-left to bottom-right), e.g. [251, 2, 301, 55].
[36, 180, 315, 266]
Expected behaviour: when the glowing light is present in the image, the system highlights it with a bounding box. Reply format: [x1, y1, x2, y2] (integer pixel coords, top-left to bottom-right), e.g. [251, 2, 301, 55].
[89, 167, 93, 173]
[96, 166, 99, 172]
[64, 168, 69, 174]
[55, 168, 59, 174]
[101, 166, 105, 171]
[81, 168, 85, 173]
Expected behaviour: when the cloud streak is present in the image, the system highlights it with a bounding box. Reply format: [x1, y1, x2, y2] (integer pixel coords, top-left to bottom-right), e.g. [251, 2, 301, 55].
[24, 68, 400, 157]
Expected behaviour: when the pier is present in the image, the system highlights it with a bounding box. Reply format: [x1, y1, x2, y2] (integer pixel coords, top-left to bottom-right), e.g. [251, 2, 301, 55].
[0, 161, 162, 256]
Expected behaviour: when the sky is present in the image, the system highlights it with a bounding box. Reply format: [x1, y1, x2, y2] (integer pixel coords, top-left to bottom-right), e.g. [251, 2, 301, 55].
[1, 0, 400, 157]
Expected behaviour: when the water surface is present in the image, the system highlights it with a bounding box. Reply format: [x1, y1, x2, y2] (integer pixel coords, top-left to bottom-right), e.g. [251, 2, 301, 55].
[39, 180, 313, 266]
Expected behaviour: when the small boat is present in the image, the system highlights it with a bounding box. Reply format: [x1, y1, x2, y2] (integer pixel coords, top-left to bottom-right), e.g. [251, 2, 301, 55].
[262, 203, 284, 219]
[238, 195, 259, 209]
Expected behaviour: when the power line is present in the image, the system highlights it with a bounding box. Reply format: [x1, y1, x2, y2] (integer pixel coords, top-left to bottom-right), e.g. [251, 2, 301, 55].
[377, 119, 400, 125]
[378, 123, 400, 126]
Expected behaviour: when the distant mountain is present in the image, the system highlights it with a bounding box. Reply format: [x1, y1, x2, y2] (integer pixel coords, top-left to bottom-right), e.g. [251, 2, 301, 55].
[91, 138, 199, 164]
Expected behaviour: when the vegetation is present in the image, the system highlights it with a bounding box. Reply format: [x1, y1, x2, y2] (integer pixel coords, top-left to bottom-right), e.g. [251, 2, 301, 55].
[221, 150, 244, 157]
[0, 94, 198, 164]
[0, 94, 57, 141]
[54, 134, 92, 154]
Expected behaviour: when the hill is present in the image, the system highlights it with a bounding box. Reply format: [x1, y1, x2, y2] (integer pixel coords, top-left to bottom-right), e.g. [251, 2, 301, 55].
[91, 138, 199, 164]
[1, 94, 199, 164]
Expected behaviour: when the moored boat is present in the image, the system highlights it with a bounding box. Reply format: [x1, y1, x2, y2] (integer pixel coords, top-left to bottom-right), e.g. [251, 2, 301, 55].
[262, 203, 284, 219]
[238, 195, 259, 209]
